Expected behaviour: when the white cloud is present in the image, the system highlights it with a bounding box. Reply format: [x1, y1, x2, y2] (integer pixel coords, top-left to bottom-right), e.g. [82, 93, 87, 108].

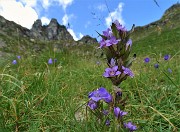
[56, 0, 73, 10]
[105, 2, 125, 27]
[97, 4, 106, 12]
[41, 16, 50, 25]
[67, 28, 83, 41]
[41, 0, 50, 9]
[79, 33, 83, 39]
[19, 0, 37, 7]
[62, 13, 74, 26]
[39, 0, 73, 10]
[0, 0, 38, 29]
[62, 14, 68, 25]
[67, 28, 78, 41]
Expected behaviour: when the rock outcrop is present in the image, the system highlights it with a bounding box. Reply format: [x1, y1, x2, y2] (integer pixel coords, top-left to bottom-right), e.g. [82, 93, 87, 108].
[30, 18, 74, 41]
[0, 15, 30, 37]
[78, 35, 98, 44]
[30, 19, 43, 40]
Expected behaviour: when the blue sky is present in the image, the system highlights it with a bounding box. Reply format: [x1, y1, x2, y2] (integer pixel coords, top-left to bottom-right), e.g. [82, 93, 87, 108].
[0, 0, 178, 41]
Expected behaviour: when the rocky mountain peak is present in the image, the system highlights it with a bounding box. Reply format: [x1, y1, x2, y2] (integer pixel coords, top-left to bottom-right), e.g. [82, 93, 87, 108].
[47, 18, 59, 40]
[32, 19, 42, 29]
[30, 19, 43, 40]
[29, 18, 74, 41]
[49, 18, 58, 27]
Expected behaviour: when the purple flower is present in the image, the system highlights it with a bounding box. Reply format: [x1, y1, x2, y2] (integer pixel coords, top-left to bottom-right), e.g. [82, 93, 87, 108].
[99, 36, 120, 48]
[99, 39, 107, 48]
[126, 39, 132, 50]
[17, 56, 21, 59]
[88, 87, 112, 103]
[124, 122, 137, 131]
[102, 110, 109, 115]
[54, 58, 57, 63]
[48, 58, 53, 64]
[113, 20, 126, 32]
[122, 66, 134, 78]
[103, 66, 121, 78]
[114, 107, 127, 118]
[164, 54, 170, 60]
[115, 88, 122, 97]
[105, 119, 110, 126]
[12, 60, 17, 64]
[87, 100, 98, 110]
[103, 28, 112, 38]
[109, 36, 120, 45]
[110, 58, 116, 67]
[116, 91, 122, 97]
[154, 64, 159, 68]
[168, 68, 172, 73]
[144, 57, 150, 63]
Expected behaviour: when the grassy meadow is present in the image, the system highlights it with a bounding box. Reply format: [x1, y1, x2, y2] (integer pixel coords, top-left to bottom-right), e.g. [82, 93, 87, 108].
[0, 25, 180, 132]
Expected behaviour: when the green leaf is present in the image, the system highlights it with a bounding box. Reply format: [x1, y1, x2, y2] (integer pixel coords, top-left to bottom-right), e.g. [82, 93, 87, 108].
[96, 31, 107, 40]
[111, 23, 119, 38]
[124, 56, 136, 68]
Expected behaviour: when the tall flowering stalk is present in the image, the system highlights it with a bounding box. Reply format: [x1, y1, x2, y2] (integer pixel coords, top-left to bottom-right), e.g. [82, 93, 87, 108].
[86, 20, 137, 131]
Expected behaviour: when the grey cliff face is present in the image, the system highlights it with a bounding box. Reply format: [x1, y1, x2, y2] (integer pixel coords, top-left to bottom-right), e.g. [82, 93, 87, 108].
[30, 19, 43, 40]
[0, 15, 30, 37]
[47, 19, 58, 40]
[30, 18, 74, 41]
[32, 19, 42, 29]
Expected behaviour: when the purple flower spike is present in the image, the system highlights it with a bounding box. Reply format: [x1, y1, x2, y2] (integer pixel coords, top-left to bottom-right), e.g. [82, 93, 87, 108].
[124, 122, 137, 131]
[122, 66, 134, 78]
[164, 54, 170, 60]
[144, 57, 150, 63]
[154, 64, 159, 68]
[87, 100, 98, 110]
[12, 60, 17, 64]
[88, 87, 112, 103]
[48, 58, 53, 64]
[114, 107, 127, 118]
[103, 66, 121, 78]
